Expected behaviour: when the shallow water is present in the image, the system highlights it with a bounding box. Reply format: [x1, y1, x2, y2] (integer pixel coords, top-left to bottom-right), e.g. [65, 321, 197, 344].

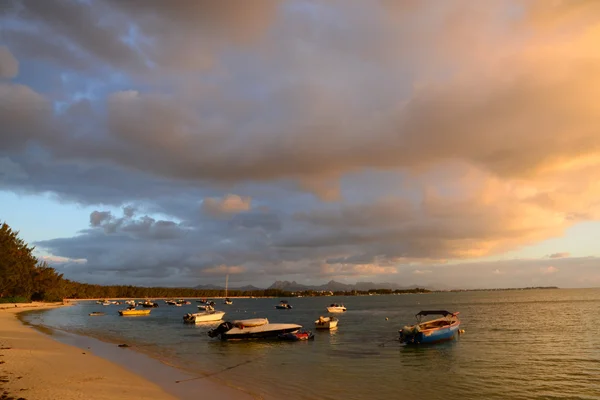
[24, 289, 600, 400]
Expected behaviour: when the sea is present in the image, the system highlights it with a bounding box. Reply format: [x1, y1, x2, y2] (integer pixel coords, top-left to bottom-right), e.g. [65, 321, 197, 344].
[22, 289, 600, 400]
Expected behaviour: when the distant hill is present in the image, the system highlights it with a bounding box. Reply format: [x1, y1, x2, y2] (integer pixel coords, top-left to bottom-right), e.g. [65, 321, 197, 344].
[267, 280, 428, 292]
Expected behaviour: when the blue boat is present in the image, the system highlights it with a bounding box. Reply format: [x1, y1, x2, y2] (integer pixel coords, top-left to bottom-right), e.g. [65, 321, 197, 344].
[399, 310, 460, 345]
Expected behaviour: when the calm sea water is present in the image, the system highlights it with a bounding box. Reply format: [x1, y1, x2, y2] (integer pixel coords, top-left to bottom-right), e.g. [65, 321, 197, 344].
[24, 289, 600, 400]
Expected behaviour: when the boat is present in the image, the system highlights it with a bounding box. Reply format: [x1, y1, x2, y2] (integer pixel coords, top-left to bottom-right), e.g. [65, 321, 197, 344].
[275, 300, 293, 309]
[198, 301, 216, 310]
[118, 307, 152, 316]
[223, 275, 233, 305]
[208, 318, 302, 340]
[141, 300, 159, 308]
[278, 330, 314, 341]
[125, 300, 136, 306]
[89, 312, 105, 316]
[399, 310, 460, 345]
[183, 309, 226, 323]
[197, 299, 207, 304]
[326, 304, 347, 313]
[102, 301, 112, 306]
[314, 316, 338, 329]
[165, 300, 177, 305]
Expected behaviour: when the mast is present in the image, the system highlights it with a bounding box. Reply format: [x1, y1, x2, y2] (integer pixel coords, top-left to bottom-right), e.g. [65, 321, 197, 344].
[225, 274, 229, 298]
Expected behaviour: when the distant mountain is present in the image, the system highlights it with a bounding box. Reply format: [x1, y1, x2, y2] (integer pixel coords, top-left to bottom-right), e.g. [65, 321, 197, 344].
[268, 280, 428, 292]
[193, 284, 262, 291]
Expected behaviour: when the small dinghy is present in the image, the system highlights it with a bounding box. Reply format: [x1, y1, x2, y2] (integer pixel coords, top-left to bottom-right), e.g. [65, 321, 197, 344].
[89, 312, 105, 316]
[315, 316, 338, 329]
[326, 304, 347, 313]
[278, 330, 314, 341]
[208, 318, 301, 340]
[183, 310, 225, 323]
[119, 306, 152, 316]
[399, 310, 460, 345]
[275, 300, 293, 309]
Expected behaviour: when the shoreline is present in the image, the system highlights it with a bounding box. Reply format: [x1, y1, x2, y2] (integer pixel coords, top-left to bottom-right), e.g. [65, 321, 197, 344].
[0, 303, 256, 400]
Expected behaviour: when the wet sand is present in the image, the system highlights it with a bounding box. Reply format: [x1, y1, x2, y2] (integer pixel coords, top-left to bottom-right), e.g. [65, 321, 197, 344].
[0, 303, 254, 400]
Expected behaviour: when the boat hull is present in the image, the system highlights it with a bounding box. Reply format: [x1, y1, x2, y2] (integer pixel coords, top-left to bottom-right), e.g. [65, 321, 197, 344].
[315, 317, 338, 329]
[119, 309, 151, 316]
[326, 307, 346, 313]
[400, 322, 460, 344]
[209, 322, 302, 340]
[275, 305, 292, 309]
[183, 311, 225, 323]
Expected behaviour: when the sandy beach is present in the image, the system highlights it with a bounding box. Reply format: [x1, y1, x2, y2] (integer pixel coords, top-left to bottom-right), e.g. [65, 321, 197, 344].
[0, 303, 254, 400]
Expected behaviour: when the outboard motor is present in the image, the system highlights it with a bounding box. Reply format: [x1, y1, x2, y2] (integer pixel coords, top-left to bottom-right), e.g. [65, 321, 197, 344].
[208, 321, 233, 338]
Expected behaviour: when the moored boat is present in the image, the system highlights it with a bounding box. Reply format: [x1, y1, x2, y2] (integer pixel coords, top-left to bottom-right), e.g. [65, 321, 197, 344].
[89, 312, 105, 316]
[118, 307, 152, 316]
[314, 316, 338, 329]
[399, 310, 460, 345]
[326, 303, 347, 313]
[275, 300, 293, 309]
[183, 309, 225, 323]
[208, 318, 302, 340]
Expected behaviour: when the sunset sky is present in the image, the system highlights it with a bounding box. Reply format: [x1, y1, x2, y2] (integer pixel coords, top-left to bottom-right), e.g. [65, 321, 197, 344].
[1, 0, 600, 289]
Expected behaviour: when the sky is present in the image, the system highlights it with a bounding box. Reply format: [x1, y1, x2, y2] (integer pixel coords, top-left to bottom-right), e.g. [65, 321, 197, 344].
[1, 0, 600, 289]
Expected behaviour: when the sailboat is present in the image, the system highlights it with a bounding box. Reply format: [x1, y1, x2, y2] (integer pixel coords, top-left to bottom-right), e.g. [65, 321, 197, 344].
[223, 274, 233, 305]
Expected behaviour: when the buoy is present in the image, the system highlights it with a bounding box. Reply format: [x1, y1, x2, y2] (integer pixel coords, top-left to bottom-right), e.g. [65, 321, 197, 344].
[385, 317, 389, 321]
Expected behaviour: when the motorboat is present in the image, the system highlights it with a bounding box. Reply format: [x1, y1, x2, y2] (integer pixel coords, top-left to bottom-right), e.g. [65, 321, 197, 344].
[141, 300, 159, 308]
[198, 301, 216, 310]
[165, 300, 177, 305]
[208, 318, 302, 340]
[399, 310, 461, 345]
[125, 300, 136, 306]
[275, 300, 293, 309]
[315, 316, 338, 330]
[119, 307, 152, 316]
[223, 298, 233, 305]
[89, 312, 105, 316]
[326, 304, 347, 313]
[102, 301, 112, 306]
[183, 309, 225, 323]
[278, 330, 314, 341]
[197, 299, 207, 304]
[177, 299, 191, 305]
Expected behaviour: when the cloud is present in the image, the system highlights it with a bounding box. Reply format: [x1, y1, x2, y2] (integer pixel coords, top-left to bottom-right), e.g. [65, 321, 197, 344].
[201, 265, 246, 276]
[413, 269, 432, 275]
[0, 46, 18, 78]
[540, 266, 559, 275]
[202, 194, 252, 217]
[548, 252, 570, 259]
[3, 1, 600, 286]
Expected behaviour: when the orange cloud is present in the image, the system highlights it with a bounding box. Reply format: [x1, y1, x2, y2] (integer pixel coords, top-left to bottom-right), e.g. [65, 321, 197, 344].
[202, 194, 252, 217]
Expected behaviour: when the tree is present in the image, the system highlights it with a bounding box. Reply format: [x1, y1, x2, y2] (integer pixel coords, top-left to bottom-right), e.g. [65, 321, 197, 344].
[0, 221, 38, 299]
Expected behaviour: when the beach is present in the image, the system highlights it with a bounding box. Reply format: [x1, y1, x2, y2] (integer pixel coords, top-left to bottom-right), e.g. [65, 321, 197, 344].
[0, 303, 254, 400]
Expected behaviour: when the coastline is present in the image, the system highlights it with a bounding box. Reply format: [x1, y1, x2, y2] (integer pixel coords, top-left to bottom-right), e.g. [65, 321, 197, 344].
[0, 303, 255, 400]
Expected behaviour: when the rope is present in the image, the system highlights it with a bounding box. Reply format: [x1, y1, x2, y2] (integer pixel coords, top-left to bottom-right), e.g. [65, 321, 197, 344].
[175, 355, 265, 383]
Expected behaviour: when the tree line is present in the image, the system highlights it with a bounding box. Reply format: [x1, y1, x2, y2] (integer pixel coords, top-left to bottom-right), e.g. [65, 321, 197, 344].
[0, 221, 291, 303]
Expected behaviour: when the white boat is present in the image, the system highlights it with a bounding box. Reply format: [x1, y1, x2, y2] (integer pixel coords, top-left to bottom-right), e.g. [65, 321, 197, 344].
[125, 300, 136, 306]
[223, 274, 233, 305]
[326, 303, 347, 313]
[208, 318, 302, 340]
[315, 316, 338, 329]
[102, 301, 111, 306]
[183, 310, 225, 323]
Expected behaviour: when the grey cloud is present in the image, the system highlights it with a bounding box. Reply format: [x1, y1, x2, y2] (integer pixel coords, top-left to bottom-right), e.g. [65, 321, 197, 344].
[0, 45, 18, 78]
